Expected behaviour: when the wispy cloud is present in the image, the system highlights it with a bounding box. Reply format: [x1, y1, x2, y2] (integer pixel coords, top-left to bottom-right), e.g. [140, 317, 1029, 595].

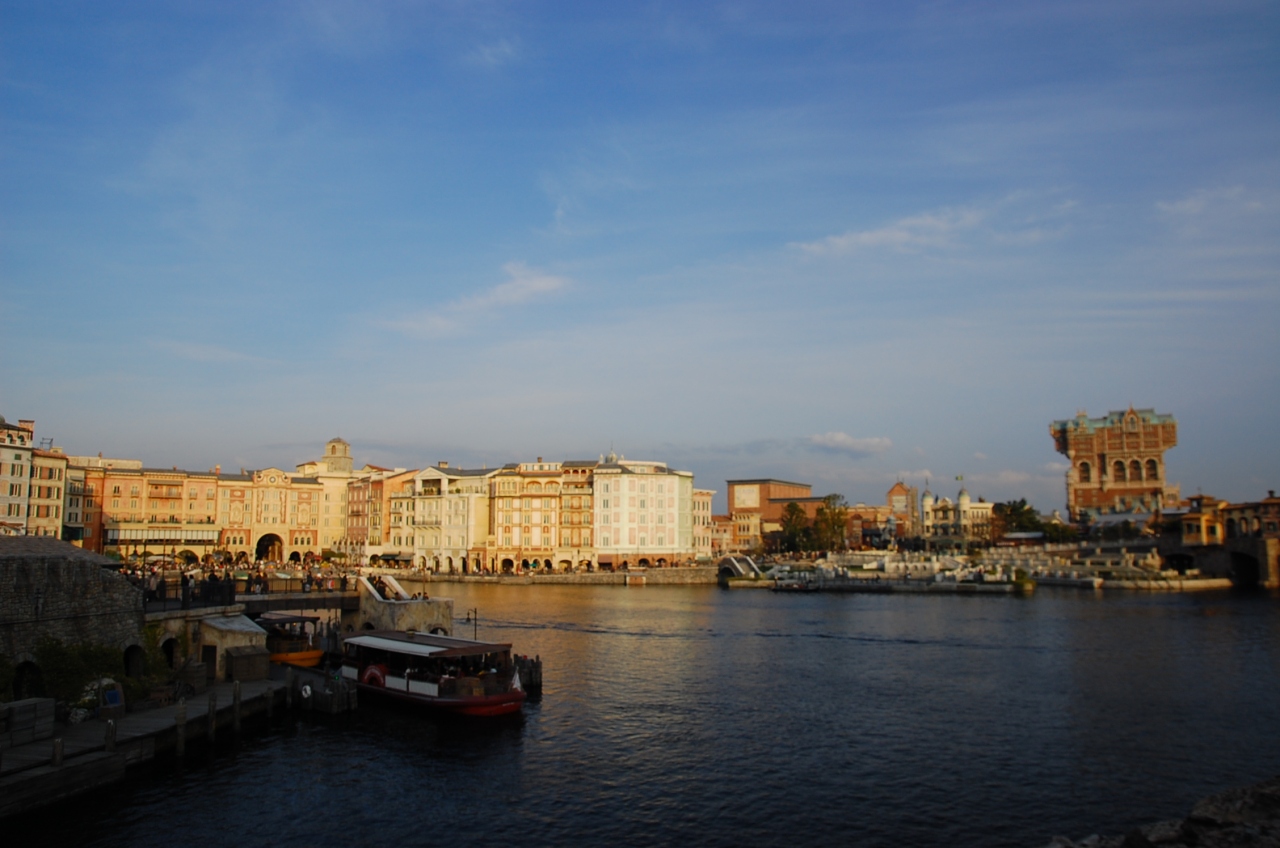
[1156, 186, 1257, 217]
[467, 38, 519, 68]
[791, 207, 983, 255]
[808, 431, 893, 458]
[388, 262, 569, 337]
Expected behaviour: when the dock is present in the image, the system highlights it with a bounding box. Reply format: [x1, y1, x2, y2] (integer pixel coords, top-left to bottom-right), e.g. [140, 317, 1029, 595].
[0, 663, 356, 821]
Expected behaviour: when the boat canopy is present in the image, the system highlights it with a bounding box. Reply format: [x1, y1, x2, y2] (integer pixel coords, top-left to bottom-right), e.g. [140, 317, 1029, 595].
[344, 631, 512, 659]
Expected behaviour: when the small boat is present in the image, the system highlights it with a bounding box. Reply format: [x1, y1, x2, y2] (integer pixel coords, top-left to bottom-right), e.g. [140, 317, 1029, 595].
[341, 630, 527, 717]
[258, 612, 326, 668]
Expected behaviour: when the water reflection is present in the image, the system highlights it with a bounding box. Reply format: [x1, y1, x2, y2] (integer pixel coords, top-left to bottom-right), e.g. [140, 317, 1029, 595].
[28, 585, 1279, 848]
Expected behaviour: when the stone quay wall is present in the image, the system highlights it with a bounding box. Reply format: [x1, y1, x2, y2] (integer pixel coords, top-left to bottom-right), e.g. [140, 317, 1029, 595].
[0, 538, 143, 664]
[394, 566, 718, 588]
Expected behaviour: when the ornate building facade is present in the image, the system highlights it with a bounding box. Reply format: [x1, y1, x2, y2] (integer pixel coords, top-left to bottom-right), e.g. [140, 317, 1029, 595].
[1050, 407, 1181, 520]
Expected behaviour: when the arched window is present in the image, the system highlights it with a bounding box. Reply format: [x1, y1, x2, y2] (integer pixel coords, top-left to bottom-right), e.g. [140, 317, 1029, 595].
[1146, 459, 1159, 481]
[1130, 460, 1143, 482]
[1079, 462, 1091, 483]
[1113, 460, 1126, 482]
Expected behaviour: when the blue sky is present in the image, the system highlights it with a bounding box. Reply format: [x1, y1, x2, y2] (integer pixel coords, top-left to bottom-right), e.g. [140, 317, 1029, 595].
[2, 1, 1277, 512]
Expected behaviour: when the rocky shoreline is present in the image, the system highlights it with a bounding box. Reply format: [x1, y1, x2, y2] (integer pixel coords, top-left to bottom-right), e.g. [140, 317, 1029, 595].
[1041, 776, 1280, 847]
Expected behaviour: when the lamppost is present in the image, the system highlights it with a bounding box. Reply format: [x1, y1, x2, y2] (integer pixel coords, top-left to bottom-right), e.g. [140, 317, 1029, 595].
[463, 607, 479, 640]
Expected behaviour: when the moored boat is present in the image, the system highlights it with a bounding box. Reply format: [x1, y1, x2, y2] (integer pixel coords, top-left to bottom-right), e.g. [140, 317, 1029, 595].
[258, 612, 326, 667]
[341, 630, 526, 717]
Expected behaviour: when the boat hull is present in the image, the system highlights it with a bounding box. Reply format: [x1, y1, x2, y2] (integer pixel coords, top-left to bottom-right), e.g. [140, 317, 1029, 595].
[355, 681, 526, 716]
[270, 649, 325, 668]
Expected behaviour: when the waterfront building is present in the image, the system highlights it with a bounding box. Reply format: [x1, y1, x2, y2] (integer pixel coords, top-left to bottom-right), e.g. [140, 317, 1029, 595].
[692, 488, 715, 559]
[27, 448, 68, 538]
[1050, 407, 1182, 520]
[409, 462, 497, 572]
[294, 438, 358, 552]
[710, 514, 733, 555]
[592, 453, 694, 568]
[886, 481, 921, 537]
[490, 458, 569, 572]
[920, 488, 995, 544]
[217, 467, 323, 562]
[0, 417, 34, 535]
[726, 478, 813, 550]
[340, 466, 417, 564]
[63, 455, 142, 553]
[1223, 492, 1280, 542]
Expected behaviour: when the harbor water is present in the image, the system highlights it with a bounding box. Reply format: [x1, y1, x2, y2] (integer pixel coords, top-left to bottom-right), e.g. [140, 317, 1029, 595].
[29, 585, 1280, 847]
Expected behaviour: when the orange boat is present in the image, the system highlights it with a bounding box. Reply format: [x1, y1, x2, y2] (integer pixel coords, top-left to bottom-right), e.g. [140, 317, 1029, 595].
[258, 612, 326, 668]
[341, 630, 526, 717]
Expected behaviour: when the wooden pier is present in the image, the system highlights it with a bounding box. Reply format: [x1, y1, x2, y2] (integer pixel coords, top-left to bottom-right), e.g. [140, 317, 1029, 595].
[0, 662, 357, 821]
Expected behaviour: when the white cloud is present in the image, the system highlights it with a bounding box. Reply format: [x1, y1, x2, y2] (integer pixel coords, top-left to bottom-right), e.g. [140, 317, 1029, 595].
[974, 452, 988, 460]
[1044, 461, 1070, 473]
[467, 39, 519, 68]
[1156, 186, 1255, 217]
[791, 207, 983, 255]
[808, 431, 893, 457]
[388, 262, 569, 338]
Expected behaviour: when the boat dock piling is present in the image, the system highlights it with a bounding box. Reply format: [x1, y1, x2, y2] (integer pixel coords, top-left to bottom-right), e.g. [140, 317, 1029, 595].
[516, 655, 543, 696]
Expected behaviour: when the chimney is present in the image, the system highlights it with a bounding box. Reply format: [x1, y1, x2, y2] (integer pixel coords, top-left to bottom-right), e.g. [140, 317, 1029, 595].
[215, 465, 221, 475]
[439, 461, 448, 468]
[537, 457, 543, 463]
[18, 419, 34, 432]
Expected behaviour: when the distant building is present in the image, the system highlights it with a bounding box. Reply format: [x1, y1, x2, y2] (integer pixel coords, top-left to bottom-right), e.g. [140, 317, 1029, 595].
[692, 488, 715, 559]
[27, 448, 68, 538]
[921, 488, 994, 544]
[725, 478, 813, 550]
[0, 417, 34, 535]
[1050, 407, 1181, 521]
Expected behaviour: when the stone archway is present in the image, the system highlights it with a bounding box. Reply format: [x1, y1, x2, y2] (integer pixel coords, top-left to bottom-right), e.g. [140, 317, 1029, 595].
[255, 533, 284, 562]
[124, 645, 146, 679]
[501, 558, 515, 573]
[1230, 552, 1262, 589]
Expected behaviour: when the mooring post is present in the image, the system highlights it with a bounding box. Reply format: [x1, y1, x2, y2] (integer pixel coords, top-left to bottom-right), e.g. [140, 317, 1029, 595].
[233, 680, 242, 735]
[207, 693, 217, 745]
[175, 700, 187, 759]
[105, 719, 116, 753]
[285, 666, 294, 709]
[51, 737, 63, 767]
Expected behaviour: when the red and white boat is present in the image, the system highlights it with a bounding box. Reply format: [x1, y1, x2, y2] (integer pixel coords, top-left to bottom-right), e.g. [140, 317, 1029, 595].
[341, 630, 526, 717]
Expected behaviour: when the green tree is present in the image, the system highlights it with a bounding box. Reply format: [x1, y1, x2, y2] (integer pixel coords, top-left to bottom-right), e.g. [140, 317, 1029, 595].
[813, 494, 849, 552]
[779, 502, 810, 552]
[993, 499, 1044, 537]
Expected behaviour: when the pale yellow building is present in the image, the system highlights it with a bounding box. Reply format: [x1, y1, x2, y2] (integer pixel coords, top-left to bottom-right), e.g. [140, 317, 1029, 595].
[27, 448, 69, 538]
[410, 463, 497, 572]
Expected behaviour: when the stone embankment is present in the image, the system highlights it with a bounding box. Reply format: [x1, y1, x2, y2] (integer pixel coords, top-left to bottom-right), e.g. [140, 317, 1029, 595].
[1040, 776, 1280, 848]
[394, 566, 719, 586]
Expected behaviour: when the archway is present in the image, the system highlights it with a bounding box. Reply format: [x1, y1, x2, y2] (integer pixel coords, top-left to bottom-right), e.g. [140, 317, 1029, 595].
[558, 559, 572, 572]
[14, 661, 43, 699]
[288, 551, 301, 563]
[124, 645, 146, 679]
[501, 558, 515, 573]
[162, 638, 177, 669]
[1230, 552, 1262, 589]
[177, 550, 198, 565]
[638, 558, 651, 567]
[255, 534, 284, 562]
